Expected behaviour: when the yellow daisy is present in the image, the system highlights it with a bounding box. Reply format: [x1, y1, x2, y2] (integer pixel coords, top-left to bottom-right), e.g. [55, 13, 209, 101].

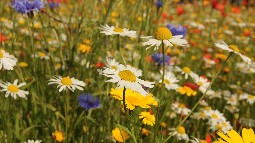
[139, 111, 155, 126]
[217, 128, 255, 143]
[112, 128, 130, 142]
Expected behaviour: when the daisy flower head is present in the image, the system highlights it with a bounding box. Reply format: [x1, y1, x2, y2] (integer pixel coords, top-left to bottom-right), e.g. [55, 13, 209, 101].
[169, 126, 189, 141]
[214, 41, 251, 64]
[194, 76, 211, 92]
[175, 66, 198, 79]
[142, 26, 188, 50]
[162, 71, 179, 91]
[24, 140, 42, 143]
[171, 102, 191, 116]
[217, 128, 255, 143]
[98, 64, 154, 96]
[99, 24, 137, 38]
[139, 111, 156, 126]
[110, 88, 158, 110]
[0, 50, 17, 70]
[0, 79, 29, 99]
[105, 57, 121, 71]
[48, 76, 85, 92]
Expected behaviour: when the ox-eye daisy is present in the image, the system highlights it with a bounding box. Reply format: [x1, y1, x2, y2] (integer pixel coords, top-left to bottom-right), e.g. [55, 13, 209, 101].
[214, 41, 251, 64]
[99, 24, 137, 38]
[0, 50, 17, 70]
[162, 71, 179, 91]
[48, 76, 85, 92]
[142, 27, 188, 50]
[98, 64, 154, 96]
[0, 79, 29, 99]
[24, 140, 42, 143]
[169, 126, 189, 141]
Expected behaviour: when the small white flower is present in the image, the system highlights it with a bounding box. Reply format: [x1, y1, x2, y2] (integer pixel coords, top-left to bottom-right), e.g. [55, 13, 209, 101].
[171, 102, 191, 116]
[193, 76, 210, 93]
[24, 140, 42, 143]
[105, 58, 121, 71]
[214, 41, 251, 64]
[169, 126, 189, 141]
[0, 79, 29, 99]
[48, 76, 85, 92]
[162, 71, 179, 91]
[98, 64, 154, 96]
[141, 27, 188, 50]
[99, 24, 137, 38]
[0, 50, 17, 70]
[175, 66, 198, 79]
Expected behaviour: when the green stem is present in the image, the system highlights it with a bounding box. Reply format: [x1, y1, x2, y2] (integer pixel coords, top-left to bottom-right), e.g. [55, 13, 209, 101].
[117, 35, 126, 65]
[163, 52, 233, 143]
[65, 90, 70, 143]
[123, 86, 127, 113]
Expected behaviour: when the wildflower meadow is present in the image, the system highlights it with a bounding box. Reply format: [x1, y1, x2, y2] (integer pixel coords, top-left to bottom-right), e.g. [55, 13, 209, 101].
[1, 0, 255, 142]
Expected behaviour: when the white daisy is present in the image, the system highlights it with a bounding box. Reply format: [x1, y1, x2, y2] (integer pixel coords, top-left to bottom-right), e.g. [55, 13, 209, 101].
[210, 120, 232, 133]
[246, 94, 255, 105]
[175, 66, 198, 79]
[99, 24, 137, 38]
[141, 27, 188, 50]
[0, 50, 18, 70]
[162, 71, 179, 91]
[35, 52, 50, 60]
[225, 105, 239, 113]
[105, 57, 121, 71]
[206, 110, 226, 124]
[24, 140, 42, 143]
[214, 41, 251, 64]
[98, 64, 154, 96]
[190, 111, 208, 120]
[0, 79, 29, 99]
[48, 76, 85, 92]
[193, 76, 210, 93]
[169, 126, 189, 141]
[171, 102, 191, 116]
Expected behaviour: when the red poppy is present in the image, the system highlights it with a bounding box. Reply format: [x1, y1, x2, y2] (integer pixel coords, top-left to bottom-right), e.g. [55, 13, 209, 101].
[232, 6, 241, 14]
[0, 33, 7, 42]
[184, 82, 198, 90]
[177, 5, 185, 16]
[95, 62, 105, 68]
[243, 29, 251, 37]
[206, 133, 212, 143]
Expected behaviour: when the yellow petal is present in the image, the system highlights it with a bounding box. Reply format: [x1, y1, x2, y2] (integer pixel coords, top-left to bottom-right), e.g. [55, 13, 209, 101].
[227, 130, 244, 143]
[242, 128, 255, 143]
[217, 132, 233, 142]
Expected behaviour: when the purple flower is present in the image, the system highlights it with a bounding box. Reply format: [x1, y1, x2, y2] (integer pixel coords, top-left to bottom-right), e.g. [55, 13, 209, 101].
[156, 0, 163, 8]
[12, 0, 44, 15]
[49, 1, 59, 9]
[151, 53, 170, 65]
[166, 23, 187, 38]
[78, 94, 101, 110]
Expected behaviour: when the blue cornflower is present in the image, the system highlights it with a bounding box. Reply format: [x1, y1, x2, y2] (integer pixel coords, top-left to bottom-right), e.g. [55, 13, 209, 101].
[12, 0, 44, 15]
[151, 53, 170, 65]
[166, 23, 187, 38]
[156, 0, 163, 8]
[78, 94, 101, 110]
[49, 1, 59, 9]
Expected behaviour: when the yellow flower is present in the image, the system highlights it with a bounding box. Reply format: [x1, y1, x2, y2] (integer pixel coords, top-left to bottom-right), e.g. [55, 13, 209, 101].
[83, 39, 91, 45]
[110, 88, 158, 110]
[52, 130, 64, 142]
[217, 128, 255, 143]
[139, 111, 155, 126]
[78, 44, 91, 53]
[112, 128, 130, 142]
[18, 62, 28, 68]
[215, 53, 227, 60]
[160, 122, 167, 128]
[141, 128, 150, 136]
[178, 86, 197, 96]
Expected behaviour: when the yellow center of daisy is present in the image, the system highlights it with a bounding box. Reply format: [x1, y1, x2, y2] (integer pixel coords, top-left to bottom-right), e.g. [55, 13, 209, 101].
[179, 103, 186, 108]
[38, 52, 46, 58]
[198, 81, 203, 86]
[7, 84, 19, 92]
[200, 112, 206, 117]
[229, 45, 240, 53]
[164, 79, 170, 85]
[182, 67, 191, 74]
[248, 95, 254, 99]
[155, 27, 172, 40]
[114, 28, 124, 33]
[111, 65, 118, 70]
[118, 70, 136, 82]
[0, 51, 3, 58]
[212, 113, 218, 119]
[61, 77, 72, 85]
[177, 126, 186, 134]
